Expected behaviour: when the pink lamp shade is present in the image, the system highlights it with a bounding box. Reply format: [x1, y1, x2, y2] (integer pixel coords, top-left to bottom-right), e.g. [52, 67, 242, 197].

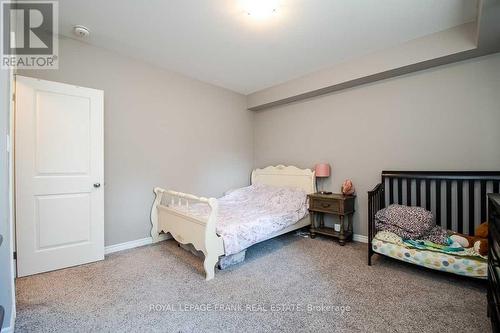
[314, 163, 330, 178]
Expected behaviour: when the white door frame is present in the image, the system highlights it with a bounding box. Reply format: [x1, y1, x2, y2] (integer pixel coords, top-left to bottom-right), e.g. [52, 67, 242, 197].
[8, 70, 16, 332]
[2, 68, 17, 333]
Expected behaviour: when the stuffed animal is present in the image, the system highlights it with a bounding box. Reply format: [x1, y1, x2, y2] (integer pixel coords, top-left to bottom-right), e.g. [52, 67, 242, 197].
[474, 238, 488, 257]
[475, 222, 488, 238]
[449, 222, 488, 256]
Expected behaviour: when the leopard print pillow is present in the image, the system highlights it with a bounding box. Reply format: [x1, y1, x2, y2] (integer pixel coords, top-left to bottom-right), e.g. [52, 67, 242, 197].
[375, 204, 434, 237]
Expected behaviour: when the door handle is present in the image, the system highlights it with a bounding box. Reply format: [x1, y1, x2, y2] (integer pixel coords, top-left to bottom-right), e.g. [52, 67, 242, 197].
[93, 183, 101, 188]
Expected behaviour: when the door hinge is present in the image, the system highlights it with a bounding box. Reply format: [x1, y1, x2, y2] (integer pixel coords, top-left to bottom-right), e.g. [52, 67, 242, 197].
[13, 251, 17, 260]
[12, 92, 15, 101]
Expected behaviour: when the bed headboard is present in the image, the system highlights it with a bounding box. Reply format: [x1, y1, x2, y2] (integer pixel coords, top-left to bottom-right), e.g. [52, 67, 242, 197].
[251, 165, 316, 194]
[381, 171, 500, 234]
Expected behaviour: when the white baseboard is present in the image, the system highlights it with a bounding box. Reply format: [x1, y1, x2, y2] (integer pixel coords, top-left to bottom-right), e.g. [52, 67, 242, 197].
[1, 314, 14, 333]
[353, 234, 368, 243]
[1, 324, 14, 333]
[3, 260, 17, 333]
[105, 232, 367, 256]
[104, 234, 170, 255]
[1, 312, 14, 333]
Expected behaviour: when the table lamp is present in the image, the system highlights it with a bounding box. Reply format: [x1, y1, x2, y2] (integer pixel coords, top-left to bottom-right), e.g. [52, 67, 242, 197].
[315, 163, 331, 194]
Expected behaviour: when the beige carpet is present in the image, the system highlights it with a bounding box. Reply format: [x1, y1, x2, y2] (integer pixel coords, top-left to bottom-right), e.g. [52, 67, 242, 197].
[15, 233, 489, 332]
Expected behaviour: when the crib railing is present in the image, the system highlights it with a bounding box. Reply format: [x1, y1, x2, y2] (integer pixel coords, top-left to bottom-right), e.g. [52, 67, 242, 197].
[381, 171, 500, 234]
[368, 183, 384, 265]
[368, 171, 500, 266]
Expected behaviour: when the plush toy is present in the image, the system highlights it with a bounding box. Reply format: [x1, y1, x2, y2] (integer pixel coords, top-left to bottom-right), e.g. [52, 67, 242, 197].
[449, 222, 489, 256]
[449, 234, 470, 248]
[475, 222, 488, 238]
[474, 238, 488, 257]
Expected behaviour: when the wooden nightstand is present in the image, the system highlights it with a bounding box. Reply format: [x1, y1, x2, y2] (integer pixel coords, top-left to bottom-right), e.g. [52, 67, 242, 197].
[308, 193, 356, 245]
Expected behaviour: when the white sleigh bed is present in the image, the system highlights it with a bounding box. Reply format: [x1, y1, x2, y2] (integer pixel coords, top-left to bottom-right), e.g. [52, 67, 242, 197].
[150, 165, 316, 280]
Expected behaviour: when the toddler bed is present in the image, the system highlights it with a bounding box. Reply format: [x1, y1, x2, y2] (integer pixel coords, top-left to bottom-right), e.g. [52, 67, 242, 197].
[372, 231, 487, 278]
[368, 171, 500, 279]
[150, 165, 316, 280]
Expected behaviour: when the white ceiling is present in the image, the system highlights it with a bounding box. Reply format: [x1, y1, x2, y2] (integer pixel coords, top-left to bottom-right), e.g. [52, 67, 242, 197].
[58, 0, 477, 94]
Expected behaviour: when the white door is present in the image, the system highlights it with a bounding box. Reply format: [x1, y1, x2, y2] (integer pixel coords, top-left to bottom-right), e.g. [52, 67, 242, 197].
[15, 76, 104, 277]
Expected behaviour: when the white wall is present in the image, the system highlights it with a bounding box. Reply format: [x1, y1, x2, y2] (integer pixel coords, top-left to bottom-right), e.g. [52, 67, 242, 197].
[253, 53, 500, 236]
[0, 68, 14, 331]
[18, 37, 254, 246]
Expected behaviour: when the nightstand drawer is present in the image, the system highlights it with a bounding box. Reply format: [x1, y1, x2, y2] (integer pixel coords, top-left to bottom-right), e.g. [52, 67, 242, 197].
[310, 199, 339, 213]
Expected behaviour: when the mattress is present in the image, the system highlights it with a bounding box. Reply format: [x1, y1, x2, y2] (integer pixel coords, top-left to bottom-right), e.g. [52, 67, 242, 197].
[372, 238, 487, 279]
[172, 183, 308, 256]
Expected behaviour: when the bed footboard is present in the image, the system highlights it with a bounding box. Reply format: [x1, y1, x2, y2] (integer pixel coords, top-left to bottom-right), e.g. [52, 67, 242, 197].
[150, 187, 224, 280]
[367, 183, 384, 265]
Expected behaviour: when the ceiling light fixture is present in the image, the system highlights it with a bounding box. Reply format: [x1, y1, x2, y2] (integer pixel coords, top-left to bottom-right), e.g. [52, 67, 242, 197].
[242, 0, 279, 19]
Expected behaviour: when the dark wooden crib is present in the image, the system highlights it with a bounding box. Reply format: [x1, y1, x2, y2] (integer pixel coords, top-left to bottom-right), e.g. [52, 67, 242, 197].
[368, 171, 500, 266]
